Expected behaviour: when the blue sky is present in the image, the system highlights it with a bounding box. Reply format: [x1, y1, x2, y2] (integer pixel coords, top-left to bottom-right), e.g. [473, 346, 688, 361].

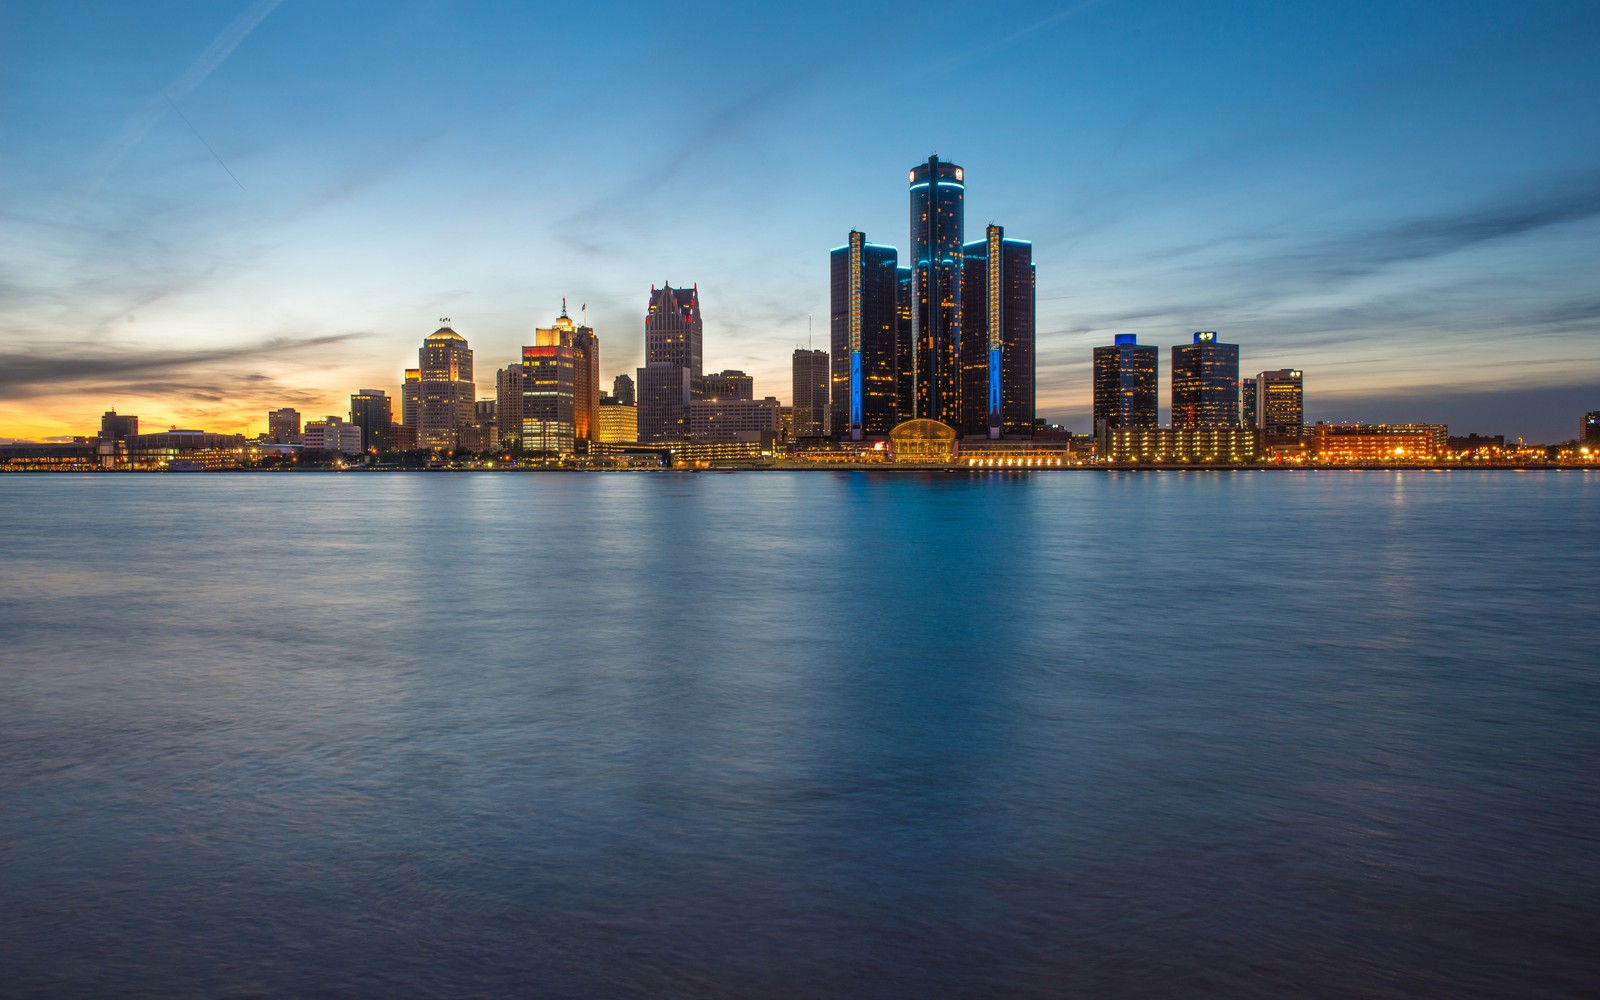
[2, 0, 1597, 441]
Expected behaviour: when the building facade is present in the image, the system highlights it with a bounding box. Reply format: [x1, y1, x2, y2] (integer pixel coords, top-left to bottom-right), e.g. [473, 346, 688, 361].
[303, 416, 363, 456]
[830, 232, 901, 439]
[960, 224, 1035, 437]
[496, 365, 526, 449]
[417, 325, 474, 450]
[1584, 411, 1600, 444]
[521, 343, 578, 456]
[699, 370, 754, 401]
[535, 302, 599, 447]
[638, 284, 702, 442]
[1092, 334, 1159, 434]
[1314, 423, 1447, 462]
[1255, 369, 1304, 438]
[349, 389, 392, 452]
[792, 348, 829, 439]
[1101, 426, 1261, 464]
[688, 396, 782, 443]
[1171, 331, 1241, 428]
[636, 363, 693, 442]
[266, 407, 300, 444]
[401, 369, 420, 429]
[596, 399, 638, 443]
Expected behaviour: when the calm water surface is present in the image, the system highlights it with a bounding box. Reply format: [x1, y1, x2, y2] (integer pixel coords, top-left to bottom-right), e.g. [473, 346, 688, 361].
[2, 471, 1597, 997]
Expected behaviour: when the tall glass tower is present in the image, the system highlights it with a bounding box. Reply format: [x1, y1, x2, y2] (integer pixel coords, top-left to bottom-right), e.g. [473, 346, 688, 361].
[1171, 331, 1240, 427]
[909, 156, 965, 426]
[1092, 334, 1159, 434]
[830, 231, 900, 439]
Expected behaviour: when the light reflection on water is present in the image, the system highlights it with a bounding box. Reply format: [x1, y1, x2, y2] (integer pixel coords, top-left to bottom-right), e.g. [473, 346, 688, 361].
[2, 471, 1597, 998]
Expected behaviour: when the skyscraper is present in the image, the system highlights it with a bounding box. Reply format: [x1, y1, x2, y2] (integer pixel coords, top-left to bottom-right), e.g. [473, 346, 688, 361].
[909, 155, 965, 426]
[1172, 331, 1240, 428]
[638, 284, 702, 442]
[416, 322, 474, 450]
[792, 348, 829, 439]
[645, 284, 702, 375]
[1255, 369, 1304, 438]
[830, 231, 900, 439]
[961, 224, 1035, 437]
[1239, 377, 1258, 430]
[536, 302, 599, 447]
[521, 341, 577, 456]
[1582, 411, 1599, 445]
[349, 389, 392, 452]
[1092, 334, 1159, 434]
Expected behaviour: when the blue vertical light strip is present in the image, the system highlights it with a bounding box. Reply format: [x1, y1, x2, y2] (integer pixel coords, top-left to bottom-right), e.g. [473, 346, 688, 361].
[849, 233, 863, 438]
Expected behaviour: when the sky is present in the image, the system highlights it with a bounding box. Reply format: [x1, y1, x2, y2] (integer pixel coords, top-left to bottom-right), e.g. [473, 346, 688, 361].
[2, 0, 1597, 443]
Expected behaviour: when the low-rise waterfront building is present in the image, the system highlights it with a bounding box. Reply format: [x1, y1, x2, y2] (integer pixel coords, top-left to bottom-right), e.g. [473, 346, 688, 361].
[1101, 426, 1261, 464]
[1313, 423, 1447, 462]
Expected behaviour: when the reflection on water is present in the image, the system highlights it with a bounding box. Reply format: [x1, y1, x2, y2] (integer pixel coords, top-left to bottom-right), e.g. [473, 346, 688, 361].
[2, 472, 1597, 997]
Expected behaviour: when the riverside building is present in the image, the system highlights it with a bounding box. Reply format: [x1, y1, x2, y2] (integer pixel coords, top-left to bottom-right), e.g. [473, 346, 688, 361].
[1092, 334, 1159, 436]
[1171, 332, 1240, 428]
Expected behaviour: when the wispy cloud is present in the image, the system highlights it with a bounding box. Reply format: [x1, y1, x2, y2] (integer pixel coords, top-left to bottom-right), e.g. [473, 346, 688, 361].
[0, 332, 366, 402]
[71, 0, 284, 211]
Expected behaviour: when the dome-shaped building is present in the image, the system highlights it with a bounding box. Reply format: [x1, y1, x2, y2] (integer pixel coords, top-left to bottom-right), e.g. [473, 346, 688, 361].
[889, 419, 958, 464]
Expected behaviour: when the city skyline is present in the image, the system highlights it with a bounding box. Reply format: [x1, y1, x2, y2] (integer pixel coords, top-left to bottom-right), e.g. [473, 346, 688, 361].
[3, 1, 1598, 443]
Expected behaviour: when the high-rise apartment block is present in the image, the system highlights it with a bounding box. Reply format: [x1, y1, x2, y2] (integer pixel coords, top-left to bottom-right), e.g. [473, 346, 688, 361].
[349, 389, 392, 452]
[417, 324, 474, 450]
[1172, 332, 1240, 428]
[1092, 334, 1158, 434]
[266, 407, 300, 444]
[792, 348, 829, 439]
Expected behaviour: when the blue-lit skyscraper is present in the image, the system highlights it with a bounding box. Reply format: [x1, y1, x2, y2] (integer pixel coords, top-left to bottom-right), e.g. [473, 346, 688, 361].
[961, 224, 1035, 437]
[909, 156, 965, 426]
[1093, 334, 1159, 434]
[830, 231, 900, 439]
